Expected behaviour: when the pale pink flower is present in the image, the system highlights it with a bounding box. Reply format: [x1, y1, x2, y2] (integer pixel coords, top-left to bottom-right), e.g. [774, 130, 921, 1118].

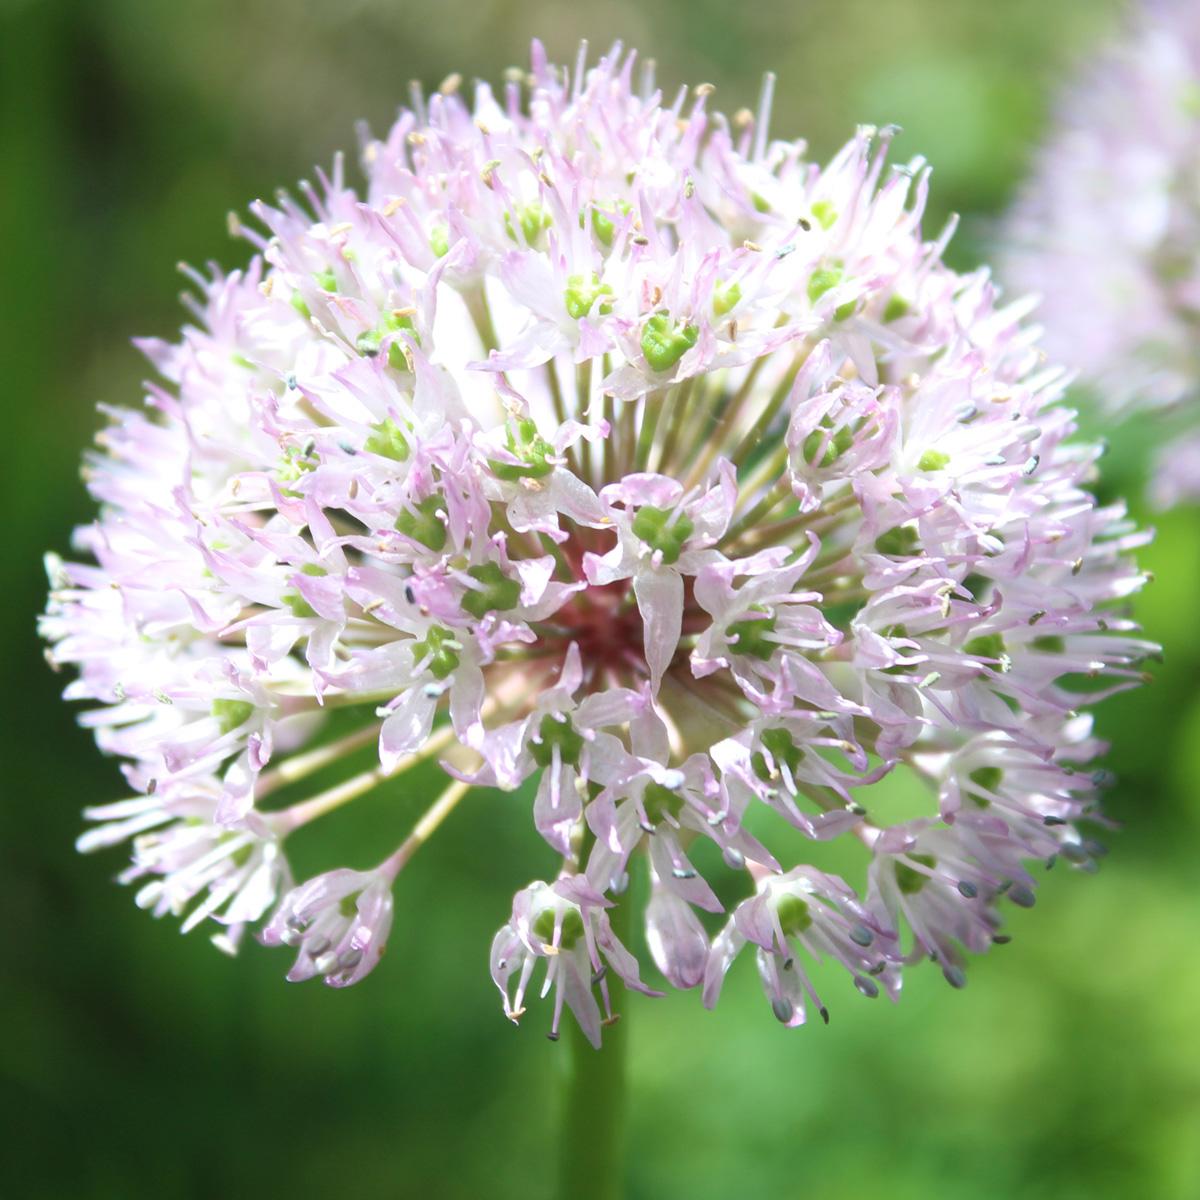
[44, 42, 1152, 1038]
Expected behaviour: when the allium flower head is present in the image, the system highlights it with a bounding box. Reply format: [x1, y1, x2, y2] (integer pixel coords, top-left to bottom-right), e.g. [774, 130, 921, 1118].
[43, 42, 1153, 1044]
[1002, 0, 1200, 507]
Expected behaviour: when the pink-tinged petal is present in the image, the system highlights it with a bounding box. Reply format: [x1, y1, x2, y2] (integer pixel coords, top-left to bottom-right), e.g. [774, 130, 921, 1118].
[600, 473, 684, 510]
[379, 689, 435, 771]
[582, 540, 632, 587]
[687, 459, 739, 543]
[546, 469, 610, 528]
[246, 621, 302, 669]
[633, 568, 683, 691]
[732, 891, 778, 951]
[449, 660, 486, 741]
[645, 885, 710, 989]
[702, 923, 747, 1010]
[560, 954, 603, 1048]
[292, 571, 346, 623]
[628, 706, 671, 763]
[594, 915, 666, 998]
[575, 686, 647, 731]
[649, 833, 721, 913]
[533, 766, 582, 856]
[215, 750, 259, 825]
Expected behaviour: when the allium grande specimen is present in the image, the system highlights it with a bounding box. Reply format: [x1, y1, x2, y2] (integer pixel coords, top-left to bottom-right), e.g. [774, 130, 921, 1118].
[1003, 0, 1200, 508]
[43, 44, 1151, 1045]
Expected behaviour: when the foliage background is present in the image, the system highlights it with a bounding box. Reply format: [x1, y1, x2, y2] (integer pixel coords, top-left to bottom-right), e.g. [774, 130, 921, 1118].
[3, 0, 1198, 1196]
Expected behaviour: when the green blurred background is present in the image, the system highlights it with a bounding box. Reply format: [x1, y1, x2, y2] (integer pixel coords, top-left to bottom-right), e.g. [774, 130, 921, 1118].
[4, 0, 1199, 1196]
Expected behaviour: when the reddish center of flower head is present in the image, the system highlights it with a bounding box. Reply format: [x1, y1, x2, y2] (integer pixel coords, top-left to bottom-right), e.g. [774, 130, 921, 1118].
[555, 578, 649, 680]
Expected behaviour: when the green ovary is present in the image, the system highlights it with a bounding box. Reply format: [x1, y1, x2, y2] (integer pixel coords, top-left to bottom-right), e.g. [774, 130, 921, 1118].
[462, 562, 521, 619]
[643, 782, 685, 824]
[505, 202, 552, 244]
[530, 713, 585, 769]
[895, 853, 937, 895]
[641, 313, 699, 372]
[412, 625, 460, 681]
[532, 905, 585, 949]
[775, 892, 813, 936]
[728, 608, 778, 661]
[631, 505, 694, 564]
[396, 496, 448, 552]
[489, 418, 556, 482]
[212, 698, 254, 735]
[565, 272, 614, 319]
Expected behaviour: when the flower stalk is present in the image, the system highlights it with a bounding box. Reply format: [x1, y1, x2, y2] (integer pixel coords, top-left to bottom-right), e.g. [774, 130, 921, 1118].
[557, 895, 630, 1200]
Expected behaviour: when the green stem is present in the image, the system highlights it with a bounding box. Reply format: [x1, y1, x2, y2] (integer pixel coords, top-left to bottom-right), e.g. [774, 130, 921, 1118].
[556, 895, 630, 1200]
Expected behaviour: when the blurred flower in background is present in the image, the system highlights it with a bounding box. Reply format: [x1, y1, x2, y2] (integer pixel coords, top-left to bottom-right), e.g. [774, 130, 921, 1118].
[1002, 0, 1200, 508]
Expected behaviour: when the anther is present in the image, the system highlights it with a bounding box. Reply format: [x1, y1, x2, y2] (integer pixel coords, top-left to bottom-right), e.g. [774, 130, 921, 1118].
[849, 925, 874, 947]
[771, 996, 794, 1023]
[957, 880, 978, 899]
[854, 976, 879, 998]
[1007, 884, 1036, 908]
[943, 965, 967, 989]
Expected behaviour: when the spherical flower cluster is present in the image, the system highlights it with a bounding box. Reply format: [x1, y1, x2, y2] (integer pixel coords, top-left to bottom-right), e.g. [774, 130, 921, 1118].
[1002, 0, 1200, 508]
[43, 43, 1152, 1046]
